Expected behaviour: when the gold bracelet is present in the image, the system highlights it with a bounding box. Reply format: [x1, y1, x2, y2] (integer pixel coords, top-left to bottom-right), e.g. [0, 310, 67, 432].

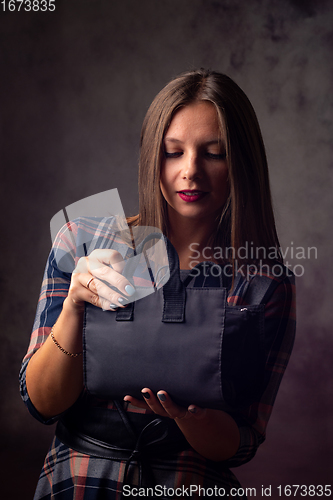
[50, 328, 82, 358]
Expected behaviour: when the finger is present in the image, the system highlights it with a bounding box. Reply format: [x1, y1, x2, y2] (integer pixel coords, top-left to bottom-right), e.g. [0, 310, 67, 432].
[69, 273, 119, 311]
[74, 256, 89, 274]
[75, 250, 135, 298]
[140, 388, 169, 418]
[68, 274, 107, 310]
[123, 395, 150, 410]
[88, 260, 135, 299]
[76, 273, 130, 309]
[187, 405, 207, 420]
[155, 391, 191, 420]
[74, 251, 125, 275]
[88, 249, 126, 274]
[92, 265, 136, 298]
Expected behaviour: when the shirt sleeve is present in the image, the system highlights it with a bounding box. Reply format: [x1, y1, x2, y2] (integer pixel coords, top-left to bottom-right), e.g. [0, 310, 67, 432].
[224, 272, 296, 467]
[19, 223, 76, 424]
[19, 216, 131, 424]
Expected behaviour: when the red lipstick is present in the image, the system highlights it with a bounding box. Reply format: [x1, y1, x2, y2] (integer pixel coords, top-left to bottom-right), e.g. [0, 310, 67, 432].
[177, 190, 207, 202]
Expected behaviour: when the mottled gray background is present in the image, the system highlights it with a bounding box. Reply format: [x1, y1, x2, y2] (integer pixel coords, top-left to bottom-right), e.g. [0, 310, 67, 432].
[1, 0, 332, 498]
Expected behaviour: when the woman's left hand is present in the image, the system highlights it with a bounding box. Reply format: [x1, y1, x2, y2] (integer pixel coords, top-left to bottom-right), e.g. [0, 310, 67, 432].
[125, 388, 240, 461]
[124, 388, 206, 420]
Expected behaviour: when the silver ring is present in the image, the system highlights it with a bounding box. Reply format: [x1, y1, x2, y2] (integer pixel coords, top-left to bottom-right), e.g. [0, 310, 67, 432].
[86, 277, 94, 290]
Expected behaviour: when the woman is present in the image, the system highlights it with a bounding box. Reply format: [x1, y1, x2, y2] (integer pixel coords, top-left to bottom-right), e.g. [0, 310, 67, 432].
[20, 69, 296, 499]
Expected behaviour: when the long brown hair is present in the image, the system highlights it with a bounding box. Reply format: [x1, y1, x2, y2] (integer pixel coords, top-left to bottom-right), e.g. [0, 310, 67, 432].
[127, 69, 282, 266]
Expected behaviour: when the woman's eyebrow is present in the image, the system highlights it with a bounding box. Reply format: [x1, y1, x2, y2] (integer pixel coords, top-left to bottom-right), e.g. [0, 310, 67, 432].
[164, 138, 223, 145]
[164, 138, 183, 144]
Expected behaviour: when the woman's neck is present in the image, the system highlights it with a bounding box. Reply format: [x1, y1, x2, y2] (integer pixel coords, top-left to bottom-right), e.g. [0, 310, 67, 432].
[167, 217, 217, 269]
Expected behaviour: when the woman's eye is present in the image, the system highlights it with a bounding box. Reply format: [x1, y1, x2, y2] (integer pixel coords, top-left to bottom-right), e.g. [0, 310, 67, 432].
[206, 152, 227, 160]
[164, 151, 183, 158]
[164, 151, 226, 160]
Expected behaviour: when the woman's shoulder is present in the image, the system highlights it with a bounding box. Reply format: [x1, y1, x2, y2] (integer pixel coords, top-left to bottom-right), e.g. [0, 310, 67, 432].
[55, 215, 121, 245]
[51, 216, 133, 274]
[239, 260, 294, 281]
[229, 260, 295, 307]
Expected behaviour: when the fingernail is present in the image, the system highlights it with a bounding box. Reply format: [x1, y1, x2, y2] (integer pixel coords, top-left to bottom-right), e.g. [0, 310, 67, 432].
[125, 285, 135, 296]
[110, 303, 118, 309]
[142, 392, 150, 399]
[189, 407, 197, 414]
[118, 297, 129, 305]
[157, 393, 166, 402]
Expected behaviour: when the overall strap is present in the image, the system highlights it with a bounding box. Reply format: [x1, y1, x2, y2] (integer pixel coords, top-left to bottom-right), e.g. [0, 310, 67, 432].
[116, 233, 164, 322]
[245, 275, 278, 305]
[161, 238, 185, 322]
[232, 265, 288, 305]
[116, 234, 186, 323]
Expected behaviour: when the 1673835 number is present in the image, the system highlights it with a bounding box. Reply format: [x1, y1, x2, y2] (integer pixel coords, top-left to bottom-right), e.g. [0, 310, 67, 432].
[1, 0, 55, 11]
[277, 485, 332, 496]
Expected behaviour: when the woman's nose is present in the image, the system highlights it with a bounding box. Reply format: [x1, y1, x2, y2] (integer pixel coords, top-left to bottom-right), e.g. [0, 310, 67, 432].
[182, 153, 202, 180]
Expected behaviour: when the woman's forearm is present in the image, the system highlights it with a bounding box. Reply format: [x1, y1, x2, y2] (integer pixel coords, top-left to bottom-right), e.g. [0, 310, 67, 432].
[26, 297, 85, 419]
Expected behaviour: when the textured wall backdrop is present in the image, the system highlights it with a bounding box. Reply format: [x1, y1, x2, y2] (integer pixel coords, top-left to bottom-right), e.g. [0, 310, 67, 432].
[1, 0, 332, 498]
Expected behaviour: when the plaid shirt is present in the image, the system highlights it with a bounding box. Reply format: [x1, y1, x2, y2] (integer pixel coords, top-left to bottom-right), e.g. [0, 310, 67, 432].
[19, 217, 296, 500]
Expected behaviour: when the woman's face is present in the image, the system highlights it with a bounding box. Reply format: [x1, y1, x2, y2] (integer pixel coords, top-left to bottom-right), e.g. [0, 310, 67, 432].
[160, 101, 229, 226]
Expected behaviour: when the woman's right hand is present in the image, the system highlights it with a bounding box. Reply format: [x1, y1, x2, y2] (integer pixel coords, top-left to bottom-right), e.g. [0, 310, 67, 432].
[26, 248, 135, 419]
[67, 249, 136, 313]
